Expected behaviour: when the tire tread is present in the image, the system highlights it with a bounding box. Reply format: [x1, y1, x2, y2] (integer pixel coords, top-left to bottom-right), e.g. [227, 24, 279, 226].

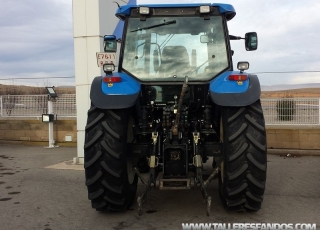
[219, 100, 267, 211]
[84, 106, 137, 212]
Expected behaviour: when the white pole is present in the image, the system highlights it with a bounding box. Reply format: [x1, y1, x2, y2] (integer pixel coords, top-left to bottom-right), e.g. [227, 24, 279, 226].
[48, 100, 55, 148]
[73, 0, 119, 164]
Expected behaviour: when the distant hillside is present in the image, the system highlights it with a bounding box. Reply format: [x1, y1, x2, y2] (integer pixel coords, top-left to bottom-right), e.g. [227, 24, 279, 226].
[0, 84, 75, 95]
[261, 83, 320, 91]
[0, 83, 318, 98]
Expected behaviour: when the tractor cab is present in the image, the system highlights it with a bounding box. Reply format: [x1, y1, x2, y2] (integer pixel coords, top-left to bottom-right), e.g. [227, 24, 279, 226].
[103, 4, 257, 84]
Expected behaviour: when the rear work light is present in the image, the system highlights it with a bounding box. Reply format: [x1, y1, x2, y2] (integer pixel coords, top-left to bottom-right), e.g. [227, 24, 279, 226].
[228, 75, 248, 81]
[237, 61, 249, 71]
[103, 64, 115, 74]
[139, 7, 150, 15]
[103, 76, 122, 83]
[200, 5, 210, 13]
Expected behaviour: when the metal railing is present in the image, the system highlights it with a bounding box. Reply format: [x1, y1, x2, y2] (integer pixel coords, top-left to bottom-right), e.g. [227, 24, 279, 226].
[0, 94, 76, 118]
[261, 98, 320, 125]
[0, 95, 319, 125]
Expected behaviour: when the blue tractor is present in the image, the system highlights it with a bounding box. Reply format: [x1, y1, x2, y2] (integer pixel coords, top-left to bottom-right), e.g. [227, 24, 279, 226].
[84, 3, 267, 216]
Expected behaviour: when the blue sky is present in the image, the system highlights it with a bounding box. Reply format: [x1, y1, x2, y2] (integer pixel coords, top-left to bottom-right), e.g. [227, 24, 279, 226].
[0, 0, 73, 86]
[0, 0, 319, 86]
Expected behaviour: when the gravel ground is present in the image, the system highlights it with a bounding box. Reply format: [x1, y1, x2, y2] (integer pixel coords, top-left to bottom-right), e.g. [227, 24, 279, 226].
[0, 144, 319, 230]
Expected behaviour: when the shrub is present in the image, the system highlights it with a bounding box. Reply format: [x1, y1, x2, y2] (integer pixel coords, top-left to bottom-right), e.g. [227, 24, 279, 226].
[276, 96, 296, 121]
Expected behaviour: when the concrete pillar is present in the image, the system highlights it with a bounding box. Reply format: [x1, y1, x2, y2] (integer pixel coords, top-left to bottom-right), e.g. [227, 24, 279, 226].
[73, 0, 120, 163]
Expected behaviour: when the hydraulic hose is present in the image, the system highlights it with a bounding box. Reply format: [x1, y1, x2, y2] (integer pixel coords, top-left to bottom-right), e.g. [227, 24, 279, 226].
[172, 76, 188, 135]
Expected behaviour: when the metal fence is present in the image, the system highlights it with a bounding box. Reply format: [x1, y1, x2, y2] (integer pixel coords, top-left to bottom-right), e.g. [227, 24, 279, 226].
[0, 95, 319, 125]
[261, 98, 320, 125]
[0, 94, 76, 118]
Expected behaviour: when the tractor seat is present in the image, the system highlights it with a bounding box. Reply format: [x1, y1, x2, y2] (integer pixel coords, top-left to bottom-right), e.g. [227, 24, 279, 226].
[159, 46, 190, 77]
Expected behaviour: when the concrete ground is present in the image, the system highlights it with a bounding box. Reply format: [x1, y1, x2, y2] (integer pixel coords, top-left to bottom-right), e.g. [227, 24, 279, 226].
[0, 144, 319, 230]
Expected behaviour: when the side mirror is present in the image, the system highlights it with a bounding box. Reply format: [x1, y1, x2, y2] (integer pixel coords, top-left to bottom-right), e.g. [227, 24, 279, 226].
[245, 32, 258, 51]
[104, 35, 117, 53]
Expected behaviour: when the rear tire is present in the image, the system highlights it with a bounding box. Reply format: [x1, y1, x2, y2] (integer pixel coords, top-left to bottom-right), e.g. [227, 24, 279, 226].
[219, 100, 267, 211]
[84, 104, 138, 212]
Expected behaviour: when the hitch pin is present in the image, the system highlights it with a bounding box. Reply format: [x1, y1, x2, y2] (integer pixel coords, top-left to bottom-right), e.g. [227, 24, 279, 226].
[151, 132, 158, 144]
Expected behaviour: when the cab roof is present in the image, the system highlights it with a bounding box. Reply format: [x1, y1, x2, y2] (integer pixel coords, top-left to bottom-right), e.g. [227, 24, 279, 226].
[116, 3, 236, 21]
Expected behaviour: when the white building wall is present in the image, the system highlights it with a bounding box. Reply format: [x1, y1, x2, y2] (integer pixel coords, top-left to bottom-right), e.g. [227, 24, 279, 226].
[73, 0, 119, 162]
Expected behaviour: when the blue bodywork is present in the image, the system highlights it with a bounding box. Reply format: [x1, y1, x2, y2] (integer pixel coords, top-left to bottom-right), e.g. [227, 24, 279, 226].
[209, 71, 262, 106]
[116, 3, 235, 20]
[209, 74, 261, 107]
[101, 72, 140, 95]
[209, 71, 249, 94]
[95, 70, 256, 108]
[100, 71, 251, 96]
[90, 74, 140, 109]
[113, 3, 236, 39]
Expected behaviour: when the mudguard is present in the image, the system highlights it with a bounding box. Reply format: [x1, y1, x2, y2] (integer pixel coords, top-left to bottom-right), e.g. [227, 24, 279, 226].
[90, 72, 141, 109]
[209, 71, 261, 107]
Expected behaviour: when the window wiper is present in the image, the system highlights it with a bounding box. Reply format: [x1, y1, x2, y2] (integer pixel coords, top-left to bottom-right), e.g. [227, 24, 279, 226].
[131, 20, 176, 32]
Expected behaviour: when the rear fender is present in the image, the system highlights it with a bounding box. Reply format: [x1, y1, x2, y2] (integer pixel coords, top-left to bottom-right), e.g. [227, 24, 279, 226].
[90, 72, 141, 109]
[209, 71, 261, 106]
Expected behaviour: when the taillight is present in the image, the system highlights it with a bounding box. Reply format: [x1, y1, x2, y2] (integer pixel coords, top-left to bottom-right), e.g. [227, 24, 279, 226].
[103, 76, 122, 83]
[228, 74, 248, 81]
